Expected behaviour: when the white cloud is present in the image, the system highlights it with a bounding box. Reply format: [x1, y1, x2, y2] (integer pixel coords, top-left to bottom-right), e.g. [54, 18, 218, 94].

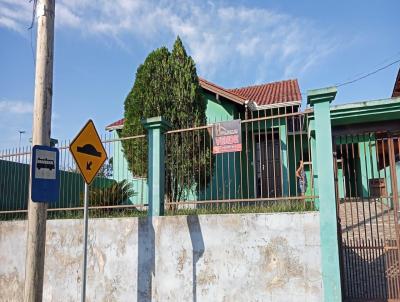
[0, 0, 31, 32]
[0, 0, 337, 83]
[56, 3, 81, 28]
[0, 100, 33, 114]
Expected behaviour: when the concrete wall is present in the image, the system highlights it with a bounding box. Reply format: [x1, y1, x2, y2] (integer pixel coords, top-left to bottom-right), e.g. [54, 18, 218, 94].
[0, 212, 322, 302]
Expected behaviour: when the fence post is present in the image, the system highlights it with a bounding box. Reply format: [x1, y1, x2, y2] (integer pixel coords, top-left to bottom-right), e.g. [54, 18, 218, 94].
[142, 117, 171, 216]
[309, 122, 319, 209]
[307, 87, 342, 302]
[279, 120, 289, 196]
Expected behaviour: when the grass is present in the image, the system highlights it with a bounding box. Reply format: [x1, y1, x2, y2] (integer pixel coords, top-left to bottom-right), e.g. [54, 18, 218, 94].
[167, 200, 315, 216]
[0, 200, 315, 221]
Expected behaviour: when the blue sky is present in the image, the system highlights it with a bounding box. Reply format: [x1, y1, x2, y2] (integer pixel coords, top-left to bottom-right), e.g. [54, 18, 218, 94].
[0, 0, 399, 149]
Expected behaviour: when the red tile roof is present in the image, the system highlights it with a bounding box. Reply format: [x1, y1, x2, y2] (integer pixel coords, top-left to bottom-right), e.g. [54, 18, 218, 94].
[105, 78, 301, 130]
[228, 79, 301, 106]
[392, 68, 400, 98]
[105, 118, 124, 131]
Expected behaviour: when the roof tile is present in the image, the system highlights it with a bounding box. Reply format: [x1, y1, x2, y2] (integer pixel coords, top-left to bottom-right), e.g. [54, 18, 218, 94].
[228, 79, 301, 106]
[105, 118, 124, 131]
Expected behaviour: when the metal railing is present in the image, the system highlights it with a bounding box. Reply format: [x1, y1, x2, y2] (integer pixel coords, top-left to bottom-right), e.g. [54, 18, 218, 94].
[0, 133, 148, 220]
[1, 109, 317, 219]
[164, 109, 316, 214]
[335, 133, 400, 301]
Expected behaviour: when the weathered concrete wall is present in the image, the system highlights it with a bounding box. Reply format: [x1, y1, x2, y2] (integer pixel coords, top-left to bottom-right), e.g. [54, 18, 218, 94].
[0, 212, 322, 301]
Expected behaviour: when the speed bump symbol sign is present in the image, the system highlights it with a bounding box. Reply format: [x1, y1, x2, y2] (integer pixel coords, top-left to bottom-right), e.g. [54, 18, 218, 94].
[69, 119, 107, 185]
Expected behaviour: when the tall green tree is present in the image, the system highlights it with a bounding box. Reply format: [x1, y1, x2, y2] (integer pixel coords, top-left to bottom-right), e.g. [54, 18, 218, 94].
[121, 37, 211, 203]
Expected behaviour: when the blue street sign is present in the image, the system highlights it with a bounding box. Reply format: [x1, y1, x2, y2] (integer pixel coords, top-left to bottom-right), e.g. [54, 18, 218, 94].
[31, 145, 60, 203]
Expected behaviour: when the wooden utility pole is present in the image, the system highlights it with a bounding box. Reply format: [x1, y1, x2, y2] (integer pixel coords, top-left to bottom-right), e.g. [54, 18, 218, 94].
[24, 0, 55, 301]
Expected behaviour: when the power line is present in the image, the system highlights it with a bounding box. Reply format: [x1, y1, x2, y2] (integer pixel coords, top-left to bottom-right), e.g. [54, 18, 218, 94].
[28, 0, 38, 30]
[336, 58, 400, 87]
[340, 51, 400, 83]
[29, 0, 38, 68]
[300, 57, 400, 96]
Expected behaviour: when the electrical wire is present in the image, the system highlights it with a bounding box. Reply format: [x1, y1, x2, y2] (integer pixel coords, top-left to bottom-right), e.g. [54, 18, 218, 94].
[28, 0, 38, 68]
[28, 0, 38, 30]
[299, 56, 400, 97]
[339, 51, 400, 83]
[336, 58, 400, 88]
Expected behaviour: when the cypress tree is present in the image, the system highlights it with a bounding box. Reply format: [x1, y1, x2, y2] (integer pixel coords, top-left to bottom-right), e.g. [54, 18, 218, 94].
[121, 37, 211, 203]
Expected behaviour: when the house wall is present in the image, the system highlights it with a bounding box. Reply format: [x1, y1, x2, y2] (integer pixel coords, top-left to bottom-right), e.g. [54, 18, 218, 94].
[194, 93, 242, 201]
[111, 131, 148, 205]
[0, 212, 323, 302]
[203, 92, 239, 123]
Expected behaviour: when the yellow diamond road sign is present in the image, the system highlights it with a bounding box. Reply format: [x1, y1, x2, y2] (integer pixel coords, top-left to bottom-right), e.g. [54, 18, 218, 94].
[70, 120, 107, 185]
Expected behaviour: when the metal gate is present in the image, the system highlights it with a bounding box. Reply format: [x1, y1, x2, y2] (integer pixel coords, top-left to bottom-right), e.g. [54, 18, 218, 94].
[334, 131, 400, 302]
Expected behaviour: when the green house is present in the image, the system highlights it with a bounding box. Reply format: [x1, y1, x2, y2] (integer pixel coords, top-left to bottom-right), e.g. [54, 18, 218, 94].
[105, 77, 307, 205]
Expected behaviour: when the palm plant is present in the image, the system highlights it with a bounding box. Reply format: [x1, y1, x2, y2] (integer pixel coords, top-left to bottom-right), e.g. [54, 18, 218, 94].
[81, 179, 136, 207]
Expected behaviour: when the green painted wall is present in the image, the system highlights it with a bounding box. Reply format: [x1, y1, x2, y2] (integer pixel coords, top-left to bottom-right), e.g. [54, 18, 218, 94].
[203, 92, 239, 123]
[112, 131, 148, 204]
[198, 93, 241, 201]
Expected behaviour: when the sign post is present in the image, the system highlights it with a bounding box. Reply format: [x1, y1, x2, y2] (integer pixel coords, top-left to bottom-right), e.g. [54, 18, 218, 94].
[69, 119, 107, 302]
[82, 183, 89, 302]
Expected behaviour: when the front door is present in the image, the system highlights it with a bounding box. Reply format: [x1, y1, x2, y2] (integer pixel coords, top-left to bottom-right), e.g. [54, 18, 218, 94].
[256, 133, 282, 198]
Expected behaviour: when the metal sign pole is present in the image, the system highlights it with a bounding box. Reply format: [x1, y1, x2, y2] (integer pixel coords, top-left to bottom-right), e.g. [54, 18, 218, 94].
[69, 119, 106, 301]
[81, 182, 89, 302]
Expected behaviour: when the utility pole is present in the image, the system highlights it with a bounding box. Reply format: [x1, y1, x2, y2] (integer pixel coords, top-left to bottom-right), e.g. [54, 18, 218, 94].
[24, 1, 55, 301]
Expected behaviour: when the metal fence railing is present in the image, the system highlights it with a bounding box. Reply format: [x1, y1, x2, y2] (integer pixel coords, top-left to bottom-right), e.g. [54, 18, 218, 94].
[334, 133, 400, 300]
[0, 133, 148, 220]
[164, 109, 316, 214]
[1, 109, 317, 219]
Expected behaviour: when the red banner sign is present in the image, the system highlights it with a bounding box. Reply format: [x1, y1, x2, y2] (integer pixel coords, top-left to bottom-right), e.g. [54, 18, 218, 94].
[212, 120, 242, 154]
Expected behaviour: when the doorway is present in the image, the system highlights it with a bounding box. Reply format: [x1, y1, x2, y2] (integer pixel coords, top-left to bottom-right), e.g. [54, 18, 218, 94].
[255, 133, 282, 198]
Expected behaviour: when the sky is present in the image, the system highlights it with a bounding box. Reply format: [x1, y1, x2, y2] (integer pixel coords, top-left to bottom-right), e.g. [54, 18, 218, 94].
[0, 0, 399, 149]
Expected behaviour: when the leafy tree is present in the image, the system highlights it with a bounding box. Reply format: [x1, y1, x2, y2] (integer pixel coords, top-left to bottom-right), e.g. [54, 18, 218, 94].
[121, 37, 211, 203]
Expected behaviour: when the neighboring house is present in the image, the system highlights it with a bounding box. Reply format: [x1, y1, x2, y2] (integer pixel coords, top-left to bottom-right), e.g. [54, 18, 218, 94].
[321, 97, 400, 202]
[320, 67, 400, 203]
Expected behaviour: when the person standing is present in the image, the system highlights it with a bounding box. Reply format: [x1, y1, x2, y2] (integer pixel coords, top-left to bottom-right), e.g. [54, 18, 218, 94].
[296, 160, 307, 196]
